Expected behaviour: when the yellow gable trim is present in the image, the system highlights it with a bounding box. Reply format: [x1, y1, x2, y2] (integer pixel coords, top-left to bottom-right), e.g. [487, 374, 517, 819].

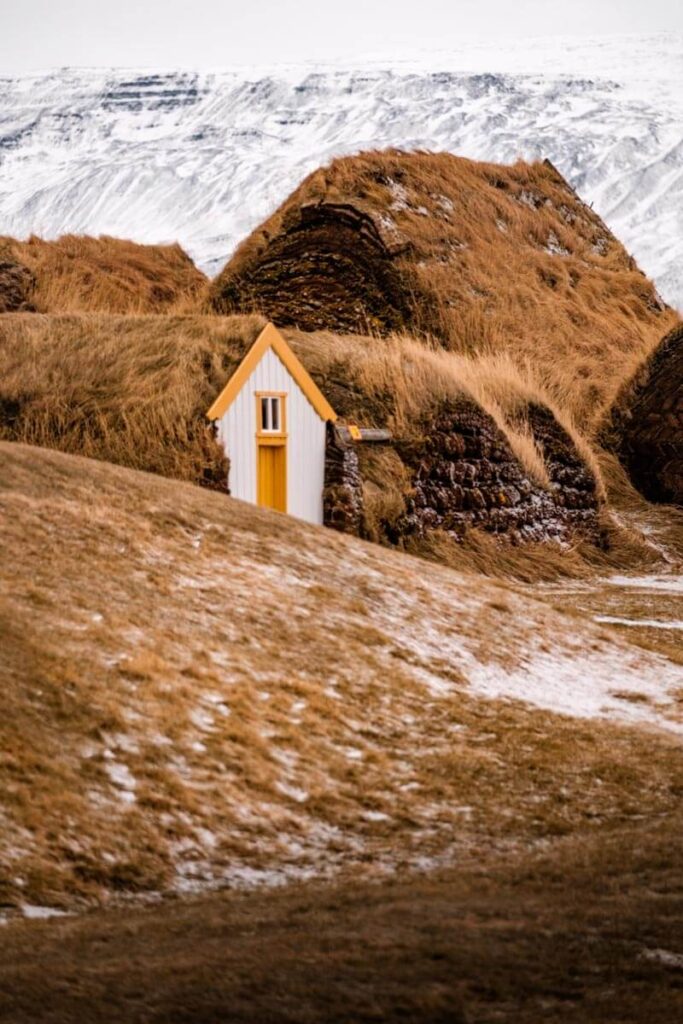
[206, 323, 337, 423]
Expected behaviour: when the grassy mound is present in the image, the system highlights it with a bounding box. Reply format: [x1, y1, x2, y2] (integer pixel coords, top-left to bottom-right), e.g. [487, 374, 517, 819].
[210, 150, 678, 425]
[1, 442, 682, 912]
[0, 234, 207, 314]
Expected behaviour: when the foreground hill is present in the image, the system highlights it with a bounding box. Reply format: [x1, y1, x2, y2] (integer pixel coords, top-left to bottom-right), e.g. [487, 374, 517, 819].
[1, 442, 682, 914]
[3, 813, 683, 1023]
[0, 235, 206, 313]
[210, 151, 678, 425]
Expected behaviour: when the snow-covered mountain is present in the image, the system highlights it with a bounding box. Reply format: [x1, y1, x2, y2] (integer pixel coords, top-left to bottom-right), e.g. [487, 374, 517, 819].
[1, 35, 682, 307]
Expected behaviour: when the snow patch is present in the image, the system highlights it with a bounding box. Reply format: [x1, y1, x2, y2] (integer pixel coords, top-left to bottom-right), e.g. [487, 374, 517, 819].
[595, 616, 683, 631]
[607, 575, 683, 595]
[103, 753, 137, 801]
[641, 948, 683, 969]
[544, 231, 570, 256]
[21, 904, 69, 921]
[275, 781, 309, 803]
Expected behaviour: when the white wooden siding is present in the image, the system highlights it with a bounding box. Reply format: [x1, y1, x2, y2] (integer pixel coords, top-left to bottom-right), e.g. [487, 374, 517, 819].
[216, 347, 327, 525]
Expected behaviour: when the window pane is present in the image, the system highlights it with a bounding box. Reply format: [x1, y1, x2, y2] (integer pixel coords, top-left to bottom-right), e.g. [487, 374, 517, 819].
[270, 397, 280, 432]
[261, 397, 269, 431]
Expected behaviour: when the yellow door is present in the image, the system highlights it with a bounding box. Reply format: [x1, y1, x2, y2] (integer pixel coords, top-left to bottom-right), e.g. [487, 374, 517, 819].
[257, 443, 287, 512]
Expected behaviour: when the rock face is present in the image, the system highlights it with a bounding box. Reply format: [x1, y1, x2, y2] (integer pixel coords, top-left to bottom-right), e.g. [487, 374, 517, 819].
[0, 258, 35, 312]
[606, 324, 683, 505]
[393, 400, 599, 545]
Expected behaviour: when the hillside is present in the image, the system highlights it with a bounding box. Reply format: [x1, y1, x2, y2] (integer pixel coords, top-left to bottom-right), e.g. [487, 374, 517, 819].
[1, 441, 682, 916]
[0, 313, 261, 488]
[0, 312, 621, 567]
[0, 36, 682, 305]
[210, 151, 678, 425]
[0, 235, 206, 313]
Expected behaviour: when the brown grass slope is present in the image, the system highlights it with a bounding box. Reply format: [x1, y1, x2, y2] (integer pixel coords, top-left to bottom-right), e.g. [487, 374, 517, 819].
[1, 442, 682, 915]
[0, 234, 206, 314]
[0, 312, 616, 569]
[3, 820, 683, 1023]
[603, 322, 683, 505]
[210, 150, 679, 426]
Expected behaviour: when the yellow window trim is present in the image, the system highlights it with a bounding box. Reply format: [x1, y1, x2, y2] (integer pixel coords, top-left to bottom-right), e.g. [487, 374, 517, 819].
[206, 322, 337, 423]
[257, 435, 288, 447]
[255, 391, 287, 438]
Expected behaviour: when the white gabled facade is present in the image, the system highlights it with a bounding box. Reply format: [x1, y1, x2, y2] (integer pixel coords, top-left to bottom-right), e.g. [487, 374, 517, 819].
[207, 323, 337, 525]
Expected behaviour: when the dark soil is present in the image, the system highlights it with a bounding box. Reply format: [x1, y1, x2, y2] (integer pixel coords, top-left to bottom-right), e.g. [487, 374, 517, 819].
[607, 323, 683, 505]
[0, 258, 35, 313]
[2, 814, 682, 1023]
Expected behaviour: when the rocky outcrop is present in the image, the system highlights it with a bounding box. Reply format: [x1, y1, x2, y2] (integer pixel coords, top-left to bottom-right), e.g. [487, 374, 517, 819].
[0, 258, 35, 312]
[605, 324, 683, 505]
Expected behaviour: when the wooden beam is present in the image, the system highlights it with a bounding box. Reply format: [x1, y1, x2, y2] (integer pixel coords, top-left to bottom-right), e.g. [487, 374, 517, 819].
[336, 425, 393, 444]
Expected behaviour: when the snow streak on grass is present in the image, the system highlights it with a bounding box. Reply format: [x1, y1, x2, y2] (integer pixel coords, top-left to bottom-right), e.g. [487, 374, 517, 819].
[1, 443, 682, 915]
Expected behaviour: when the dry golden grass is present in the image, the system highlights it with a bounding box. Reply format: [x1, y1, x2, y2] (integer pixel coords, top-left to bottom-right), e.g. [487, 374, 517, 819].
[0, 311, 590, 492]
[0, 234, 207, 313]
[0, 312, 265, 487]
[213, 150, 680, 426]
[294, 329, 603, 493]
[1, 442, 682, 915]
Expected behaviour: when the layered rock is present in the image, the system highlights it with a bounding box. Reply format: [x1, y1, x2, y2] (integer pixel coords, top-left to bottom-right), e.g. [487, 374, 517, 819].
[392, 399, 599, 545]
[322, 422, 364, 533]
[214, 203, 415, 335]
[605, 323, 683, 505]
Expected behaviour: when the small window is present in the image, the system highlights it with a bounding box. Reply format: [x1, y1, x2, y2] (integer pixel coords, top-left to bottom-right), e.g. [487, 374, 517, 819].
[260, 395, 282, 433]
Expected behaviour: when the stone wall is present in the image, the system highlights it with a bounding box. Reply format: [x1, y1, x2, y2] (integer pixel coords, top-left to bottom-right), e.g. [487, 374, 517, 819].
[394, 400, 598, 545]
[322, 421, 364, 534]
[324, 400, 600, 546]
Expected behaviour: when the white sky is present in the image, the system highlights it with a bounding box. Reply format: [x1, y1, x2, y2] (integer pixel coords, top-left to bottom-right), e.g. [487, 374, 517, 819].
[1, 0, 682, 72]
